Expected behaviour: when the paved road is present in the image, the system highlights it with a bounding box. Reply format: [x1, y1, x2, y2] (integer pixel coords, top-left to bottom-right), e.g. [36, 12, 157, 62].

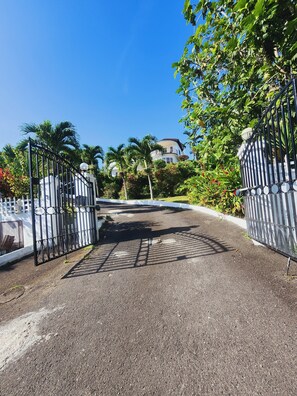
[1, 202, 297, 395]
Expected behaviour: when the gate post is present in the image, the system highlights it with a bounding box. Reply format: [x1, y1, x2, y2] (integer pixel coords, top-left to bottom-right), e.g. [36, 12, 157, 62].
[28, 140, 38, 266]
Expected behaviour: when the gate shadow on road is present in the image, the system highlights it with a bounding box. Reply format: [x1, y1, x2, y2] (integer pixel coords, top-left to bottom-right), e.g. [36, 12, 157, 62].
[63, 220, 234, 279]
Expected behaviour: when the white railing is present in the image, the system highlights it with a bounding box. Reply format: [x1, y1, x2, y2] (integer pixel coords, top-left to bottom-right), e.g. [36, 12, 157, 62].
[0, 196, 31, 216]
[0, 196, 33, 266]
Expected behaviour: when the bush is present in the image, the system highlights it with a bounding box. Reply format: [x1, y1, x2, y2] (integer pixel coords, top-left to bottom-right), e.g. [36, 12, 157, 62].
[124, 173, 149, 199]
[153, 160, 197, 197]
[101, 175, 122, 199]
[185, 163, 243, 216]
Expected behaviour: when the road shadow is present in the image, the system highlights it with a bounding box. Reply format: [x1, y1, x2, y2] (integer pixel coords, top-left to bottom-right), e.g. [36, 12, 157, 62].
[63, 220, 233, 279]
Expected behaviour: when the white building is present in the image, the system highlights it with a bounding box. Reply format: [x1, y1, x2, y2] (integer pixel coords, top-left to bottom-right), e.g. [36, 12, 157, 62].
[151, 138, 184, 164]
[108, 138, 185, 176]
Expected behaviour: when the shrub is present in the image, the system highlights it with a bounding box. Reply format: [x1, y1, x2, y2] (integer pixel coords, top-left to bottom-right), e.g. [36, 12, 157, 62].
[185, 163, 243, 216]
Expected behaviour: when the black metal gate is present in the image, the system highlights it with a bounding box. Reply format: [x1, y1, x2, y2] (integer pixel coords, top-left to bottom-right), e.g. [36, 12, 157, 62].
[28, 141, 97, 265]
[239, 78, 297, 259]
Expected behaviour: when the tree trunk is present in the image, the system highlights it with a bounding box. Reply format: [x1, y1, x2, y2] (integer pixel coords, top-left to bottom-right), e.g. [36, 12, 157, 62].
[122, 177, 128, 200]
[147, 173, 153, 200]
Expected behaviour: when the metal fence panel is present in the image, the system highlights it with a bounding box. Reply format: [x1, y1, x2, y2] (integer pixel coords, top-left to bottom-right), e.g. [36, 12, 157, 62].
[239, 79, 297, 258]
[28, 141, 97, 265]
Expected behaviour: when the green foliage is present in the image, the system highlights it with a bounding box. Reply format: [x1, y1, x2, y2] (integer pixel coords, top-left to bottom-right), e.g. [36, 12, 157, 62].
[128, 135, 164, 200]
[80, 144, 104, 170]
[101, 174, 122, 199]
[124, 173, 149, 199]
[185, 163, 243, 216]
[105, 144, 131, 199]
[175, 0, 296, 164]
[153, 160, 197, 197]
[153, 159, 167, 169]
[22, 120, 79, 159]
[173, 0, 296, 214]
[0, 145, 30, 197]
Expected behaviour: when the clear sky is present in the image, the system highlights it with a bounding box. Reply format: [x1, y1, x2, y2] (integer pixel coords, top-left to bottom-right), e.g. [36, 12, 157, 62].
[0, 0, 193, 153]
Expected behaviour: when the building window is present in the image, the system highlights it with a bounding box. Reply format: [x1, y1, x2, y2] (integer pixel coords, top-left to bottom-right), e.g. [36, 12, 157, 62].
[170, 146, 173, 153]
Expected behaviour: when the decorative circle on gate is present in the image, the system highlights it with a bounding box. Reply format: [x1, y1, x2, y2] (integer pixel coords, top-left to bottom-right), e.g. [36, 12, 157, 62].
[74, 207, 79, 212]
[80, 207, 86, 213]
[47, 207, 56, 215]
[263, 186, 269, 195]
[271, 184, 279, 194]
[294, 181, 297, 191]
[58, 207, 65, 214]
[281, 182, 290, 193]
[257, 188, 262, 195]
[35, 207, 45, 215]
[86, 207, 90, 212]
[251, 189, 256, 196]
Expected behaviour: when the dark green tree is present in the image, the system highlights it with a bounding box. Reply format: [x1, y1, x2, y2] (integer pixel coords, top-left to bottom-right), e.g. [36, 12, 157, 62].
[105, 144, 130, 200]
[80, 144, 104, 174]
[128, 135, 163, 200]
[22, 120, 79, 158]
[174, 0, 297, 169]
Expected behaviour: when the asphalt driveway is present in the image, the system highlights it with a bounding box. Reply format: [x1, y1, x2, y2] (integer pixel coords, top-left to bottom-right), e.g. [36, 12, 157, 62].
[1, 202, 297, 395]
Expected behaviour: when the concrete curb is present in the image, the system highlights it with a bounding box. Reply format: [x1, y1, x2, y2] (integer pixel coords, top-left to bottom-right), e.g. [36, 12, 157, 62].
[97, 198, 247, 230]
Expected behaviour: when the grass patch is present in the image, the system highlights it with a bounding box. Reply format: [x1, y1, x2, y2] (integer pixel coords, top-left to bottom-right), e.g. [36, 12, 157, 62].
[159, 195, 190, 204]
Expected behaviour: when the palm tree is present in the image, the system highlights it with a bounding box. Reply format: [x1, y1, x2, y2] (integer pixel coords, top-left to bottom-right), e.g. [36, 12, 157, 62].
[105, 144, 130, 200]
[1, 144, 16, 163]
[22, 120, 79, 158]
[128, 134, 163, 200]
[80, 144, 104, 173]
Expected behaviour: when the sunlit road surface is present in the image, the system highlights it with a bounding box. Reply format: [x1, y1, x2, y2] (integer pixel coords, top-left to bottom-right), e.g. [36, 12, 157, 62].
[1, 202, 297, 395]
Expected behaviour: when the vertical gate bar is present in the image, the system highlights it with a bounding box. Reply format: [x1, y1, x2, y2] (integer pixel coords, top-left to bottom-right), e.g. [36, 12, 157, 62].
[292, 79, 297, 121]
[36, 150, 44, 264]
[65, 165, 71, 252]
[270, 111, 281, 184]
[28, 140, 38, 266]
[275, 103, 286, 182]
[91, 182, 97, 244]
[77, 174, 84, 247]
[246, 145, 253, 188]
[262, 122, 271, 187]
[280, 98, 292, 182]
[55, 160, 62, 255]
[52, 158, 60, 256]
[81, 178, 87, 246]
[42, 153, 50, 261]
[283, 191, 295, 255]
[61, 161, 68, 253]
[246, 143, 253, 187]
[252, 135, 260, 188]
[265, 112, 275, 185]
[47, 155, 55, 257]
[258, 125, 267, 186]
[70, 169, 77, 249]
[286, 82, 297, 180]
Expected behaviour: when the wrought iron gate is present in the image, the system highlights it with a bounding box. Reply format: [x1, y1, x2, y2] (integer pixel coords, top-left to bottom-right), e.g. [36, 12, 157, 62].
[28, 141, 97, 265]
[239, 78, 297, 259]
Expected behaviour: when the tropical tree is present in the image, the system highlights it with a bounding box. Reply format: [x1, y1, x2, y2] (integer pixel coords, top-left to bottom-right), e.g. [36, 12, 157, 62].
[105, 144, 130, 200]
[80, 144, 104, 174]
[172, 0, 296, 214]
[22, 120, 80, 158]
[128, 135, 163, 200]
[174, 0, 297, 168]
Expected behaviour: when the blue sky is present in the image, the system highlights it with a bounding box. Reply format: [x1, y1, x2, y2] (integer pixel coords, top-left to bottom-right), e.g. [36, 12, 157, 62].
[0, 0, 193, 153]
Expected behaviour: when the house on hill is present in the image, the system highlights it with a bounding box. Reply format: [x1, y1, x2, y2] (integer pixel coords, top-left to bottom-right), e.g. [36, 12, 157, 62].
[108, 138, 185, 177]
[151, 138, 185, 164]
